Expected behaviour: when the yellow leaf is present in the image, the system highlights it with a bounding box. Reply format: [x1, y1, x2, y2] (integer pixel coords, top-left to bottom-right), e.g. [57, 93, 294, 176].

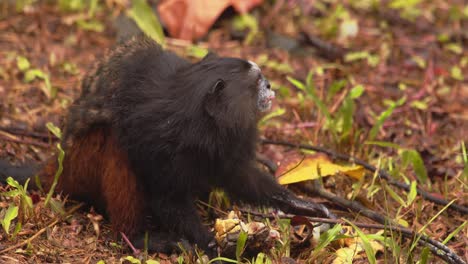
[278, 155, 365, 185]
[333, 236, 384, 264]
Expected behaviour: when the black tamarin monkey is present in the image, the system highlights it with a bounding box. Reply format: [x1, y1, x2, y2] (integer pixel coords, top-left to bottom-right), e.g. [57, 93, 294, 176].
[1, 35, 332, 256]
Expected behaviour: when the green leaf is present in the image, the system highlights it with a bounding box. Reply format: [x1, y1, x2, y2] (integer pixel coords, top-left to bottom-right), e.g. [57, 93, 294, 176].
[384, 184, 406, 207]
[450, 66, 464, 81]
[59, 0, 86, 12]
[21, 178, 33, 210]
[259, 108, 285, 126]
[12, 221, 22, 239]
[208, 257, 238, 263]
[369, 97, 405, 141]
[338, 96, 354, 137]
[349, 85, 364, 99]
[186, 45, 209, 59]
[326, 79, 347, 102]
[400, 149, 429, 184]
[76, 19, 104, 32]
[286, 76, 306, 92]
[127, 0, 165, 45]
[96, 261, 106, 264]
[145, 260, 160, 264]
[364, 141, 401, 149]
[1, 189, 21, 197]
[16, 56, 30, 71]
[24, 69, 45, 83]
[407, 180, 417, 206]
[312, 224, 343, 258]
[46, 122, 62, 139]
[344, 220, 377, 264]
[88, 0, 99, 17]
[445, 43, 463, 54]
[409, 200, 456, 254]
[253, 252, 264, 264]
[411, 55, 426, 68]
[345, 51, 370, 62]
[123, 256, 141, 264]
[442, 221, 467, 244]
[23, 69, 54, 98]
[419, 247, 431, 264]
[49, 199, 66, 216]
[6, 176, 21, 189]
[1, 205, 19, 234]
[45, 143, 65, 207]
[235, 230, 248, 261]
[288, 76, 331, 122]
[232, 14, 259, 45]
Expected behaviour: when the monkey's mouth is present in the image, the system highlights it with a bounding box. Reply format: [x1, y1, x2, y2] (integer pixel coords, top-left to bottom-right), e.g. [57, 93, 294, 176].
[257, 78, 275, 112]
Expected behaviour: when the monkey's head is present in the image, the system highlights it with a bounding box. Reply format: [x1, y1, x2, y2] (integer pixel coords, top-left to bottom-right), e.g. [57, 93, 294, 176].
[187, 55, 275, 129]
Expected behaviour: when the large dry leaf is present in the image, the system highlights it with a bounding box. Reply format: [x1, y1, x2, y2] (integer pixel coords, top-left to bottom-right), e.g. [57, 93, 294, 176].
[277, 154, 365, 185]
[158, 0, 263, 40]
[332, 227, 384, 264]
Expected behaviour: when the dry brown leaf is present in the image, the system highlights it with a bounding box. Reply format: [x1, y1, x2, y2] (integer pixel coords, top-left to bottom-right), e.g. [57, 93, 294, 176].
[158, 0, 263, 40]
[332, 228, 384, 264]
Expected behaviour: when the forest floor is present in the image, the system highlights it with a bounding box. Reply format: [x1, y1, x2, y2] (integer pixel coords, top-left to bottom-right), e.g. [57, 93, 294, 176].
[0, 1, 466, 263]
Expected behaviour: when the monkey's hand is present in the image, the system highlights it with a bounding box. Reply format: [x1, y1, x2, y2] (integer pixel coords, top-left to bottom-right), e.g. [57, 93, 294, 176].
[226, 165, 336, 219]
[272, 190, 337, 219]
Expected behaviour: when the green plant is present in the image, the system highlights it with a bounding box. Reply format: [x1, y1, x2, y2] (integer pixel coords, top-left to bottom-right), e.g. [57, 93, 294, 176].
[44, 122, 65, 210]
[287, 71, 364, 143]
[388, 0, 422, 21]
[16, 56, 55, 98]
[1, 177, 33, 238]
[1, 204, 19, 236]
[368, 97, 406, 141]
[311, 224, 343, 259]
[127, 0, 165, 45]
[232, 14, 259, 45]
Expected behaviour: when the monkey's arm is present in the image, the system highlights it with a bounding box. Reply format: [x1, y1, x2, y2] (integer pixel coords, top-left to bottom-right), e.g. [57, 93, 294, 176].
[226, 164, 334, 219]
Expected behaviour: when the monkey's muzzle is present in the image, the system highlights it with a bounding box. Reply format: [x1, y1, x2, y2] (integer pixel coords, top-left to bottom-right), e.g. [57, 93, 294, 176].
[257, 77, 275, 112]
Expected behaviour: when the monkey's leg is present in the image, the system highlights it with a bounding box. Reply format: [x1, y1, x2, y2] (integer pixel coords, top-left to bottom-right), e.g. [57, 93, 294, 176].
[150, 195, 216, 256]
[227, 165, 333, 218]
[132, 231, 193, 254]
[101, 132, 147, 236]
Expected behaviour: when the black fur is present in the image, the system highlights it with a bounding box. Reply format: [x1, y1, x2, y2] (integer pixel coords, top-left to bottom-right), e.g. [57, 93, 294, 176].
[1, 36, 331, 257]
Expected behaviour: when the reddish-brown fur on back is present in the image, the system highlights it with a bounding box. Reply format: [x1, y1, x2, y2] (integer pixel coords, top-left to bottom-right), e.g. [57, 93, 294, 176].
[40, 128, 145, 236]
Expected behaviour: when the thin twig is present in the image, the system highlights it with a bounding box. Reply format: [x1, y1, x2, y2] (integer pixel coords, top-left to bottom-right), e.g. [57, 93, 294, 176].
[0, 203, 83, 254]
[0, 126, 51, 140]
[120, 231, 141, 255]
[261, 139, 468, 214]
[0, 134, 50, 148]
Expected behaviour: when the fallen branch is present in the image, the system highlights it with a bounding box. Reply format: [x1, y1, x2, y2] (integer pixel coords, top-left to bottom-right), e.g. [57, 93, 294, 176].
[0, 134, 50, 148]
[0, 126, 51, 140]
[261, 139, 468, 214]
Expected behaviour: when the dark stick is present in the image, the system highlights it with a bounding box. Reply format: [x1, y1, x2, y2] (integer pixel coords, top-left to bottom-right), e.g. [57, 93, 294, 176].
[0, 134, 50, 148]
[261, 139, 468, 214]
[0, 126, 51, 140]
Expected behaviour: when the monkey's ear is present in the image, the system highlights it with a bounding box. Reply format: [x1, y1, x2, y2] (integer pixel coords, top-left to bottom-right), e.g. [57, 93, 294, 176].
[208, 79, 225, 94]
[202, 51, 219, 61]
[205, 79, 224, 117]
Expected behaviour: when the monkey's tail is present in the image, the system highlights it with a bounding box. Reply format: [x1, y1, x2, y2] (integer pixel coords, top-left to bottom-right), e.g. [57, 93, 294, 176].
[0, 159, 38, 187]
